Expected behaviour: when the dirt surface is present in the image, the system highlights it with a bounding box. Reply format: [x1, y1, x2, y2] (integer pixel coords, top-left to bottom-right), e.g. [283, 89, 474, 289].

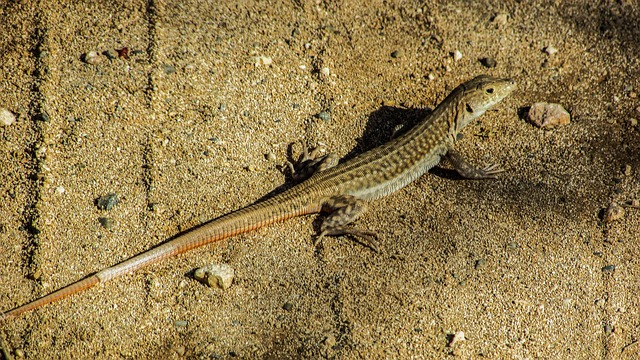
[1, 0, 639, 359]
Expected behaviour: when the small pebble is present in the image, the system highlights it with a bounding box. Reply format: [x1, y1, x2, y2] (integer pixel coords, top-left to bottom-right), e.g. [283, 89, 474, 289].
[323, 334, 336, 348]
[0, 108, 16, 126]
[265, 152, 276, 162]
[320, 67, 330, 77]
[96, 193, 120, 210]
[629, 118, 638, 126]
[492, 13, 509, 25]
[544, 46, 558, 55]
[55, 186, 65, 194]
[427, 73, 435, 81]
[624, 164, 632, 176]
[453, 50, 463, 61]
[390, 50, 403, 58]
[219, 103, 226, 111]
[149, 203, 162, 213]
[602, 265, 616, 273]
[474, 258, 486, 269]
[28, 269, 41, 281]
[174, 345, 186, 356]
[194, 263, 235, 290]
[316, 111, 331, 121]
[603, 202, 624, 222]
[527, 102, 570, 128]
[448, 331, 465, 347]
[116, 47, 130, 59]
[174, 320, 188, 327]
[282, 302, 293, 311]
[98, 217, 114, 229]
[635, 106, 640, 114]
[162, 64, 176, 74]
[251, 55, 273, 66]
[479, 57, 496, 68]
[83, 51, 103, 65]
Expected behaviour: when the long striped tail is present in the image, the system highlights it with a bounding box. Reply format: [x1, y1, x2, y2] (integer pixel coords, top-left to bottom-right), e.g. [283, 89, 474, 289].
[2, 196, 319, 322]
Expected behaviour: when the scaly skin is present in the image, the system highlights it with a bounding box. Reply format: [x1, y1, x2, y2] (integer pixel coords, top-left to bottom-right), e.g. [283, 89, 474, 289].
[1, 75, 516, 322]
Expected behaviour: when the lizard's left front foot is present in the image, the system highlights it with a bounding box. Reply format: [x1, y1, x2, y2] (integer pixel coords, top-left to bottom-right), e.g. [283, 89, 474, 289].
[445, 148, 505, 179]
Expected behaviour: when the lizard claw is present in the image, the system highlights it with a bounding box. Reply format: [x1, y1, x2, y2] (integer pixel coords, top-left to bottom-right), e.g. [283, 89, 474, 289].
[478, 163, 505, 178]
[288, 142, 337, 182]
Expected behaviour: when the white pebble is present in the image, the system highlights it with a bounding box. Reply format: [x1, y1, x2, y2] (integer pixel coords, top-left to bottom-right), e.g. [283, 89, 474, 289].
[194, 263, 235, 290]
[453, 50, 463, 61]
[320, 67, 330, 77]
[83, 50, 103, 65]
[251, 55, 272, 67]
[427, 73, 435, 81]
[544, 46, 558, 55]
[604, 202, 625, 223]
[448, 331, 465, 347]
[0, 108, 15, 126]
[492, 13, 509, 25]
[55, 186, 65, 194]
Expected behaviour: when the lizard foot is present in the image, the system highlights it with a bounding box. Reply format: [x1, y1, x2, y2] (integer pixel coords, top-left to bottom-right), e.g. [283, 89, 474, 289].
[286, 142, 338, 182]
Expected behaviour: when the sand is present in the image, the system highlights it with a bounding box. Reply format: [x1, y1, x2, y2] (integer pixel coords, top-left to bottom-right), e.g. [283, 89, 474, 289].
[1, 0, 639, 358]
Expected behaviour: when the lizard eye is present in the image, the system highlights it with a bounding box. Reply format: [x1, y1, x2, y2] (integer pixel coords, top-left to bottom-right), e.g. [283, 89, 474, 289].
[466, 103, 474, 113]
[486, 88, 494, 94]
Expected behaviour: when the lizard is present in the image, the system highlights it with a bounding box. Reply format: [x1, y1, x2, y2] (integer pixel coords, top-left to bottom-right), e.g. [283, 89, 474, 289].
[1, 74, 516, 322]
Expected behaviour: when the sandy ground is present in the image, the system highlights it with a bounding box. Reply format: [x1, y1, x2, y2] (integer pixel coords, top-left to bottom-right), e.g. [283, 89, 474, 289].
[1, 0, 639, 359]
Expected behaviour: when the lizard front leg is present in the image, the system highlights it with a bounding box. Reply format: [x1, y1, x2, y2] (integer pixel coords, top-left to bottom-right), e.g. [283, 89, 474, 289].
[287, 143, 339, 182]
[445, 147, 504, 179]
[315, 195, 379, 251]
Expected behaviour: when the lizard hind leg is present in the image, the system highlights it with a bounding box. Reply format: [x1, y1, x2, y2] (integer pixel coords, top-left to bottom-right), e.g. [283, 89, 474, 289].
[315, 195, 379, 252]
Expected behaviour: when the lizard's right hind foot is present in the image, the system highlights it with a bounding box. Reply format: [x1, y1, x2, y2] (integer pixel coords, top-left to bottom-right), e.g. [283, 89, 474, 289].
[315, 195, 380, 252]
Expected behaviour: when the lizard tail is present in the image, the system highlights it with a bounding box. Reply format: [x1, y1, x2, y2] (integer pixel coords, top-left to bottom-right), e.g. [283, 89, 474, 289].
[2, 196, 319, 322]
[2, 276, 99, 322]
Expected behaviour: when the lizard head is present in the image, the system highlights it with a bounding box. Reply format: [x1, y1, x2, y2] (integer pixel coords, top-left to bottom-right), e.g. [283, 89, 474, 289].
[454, 75, 516, 133]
